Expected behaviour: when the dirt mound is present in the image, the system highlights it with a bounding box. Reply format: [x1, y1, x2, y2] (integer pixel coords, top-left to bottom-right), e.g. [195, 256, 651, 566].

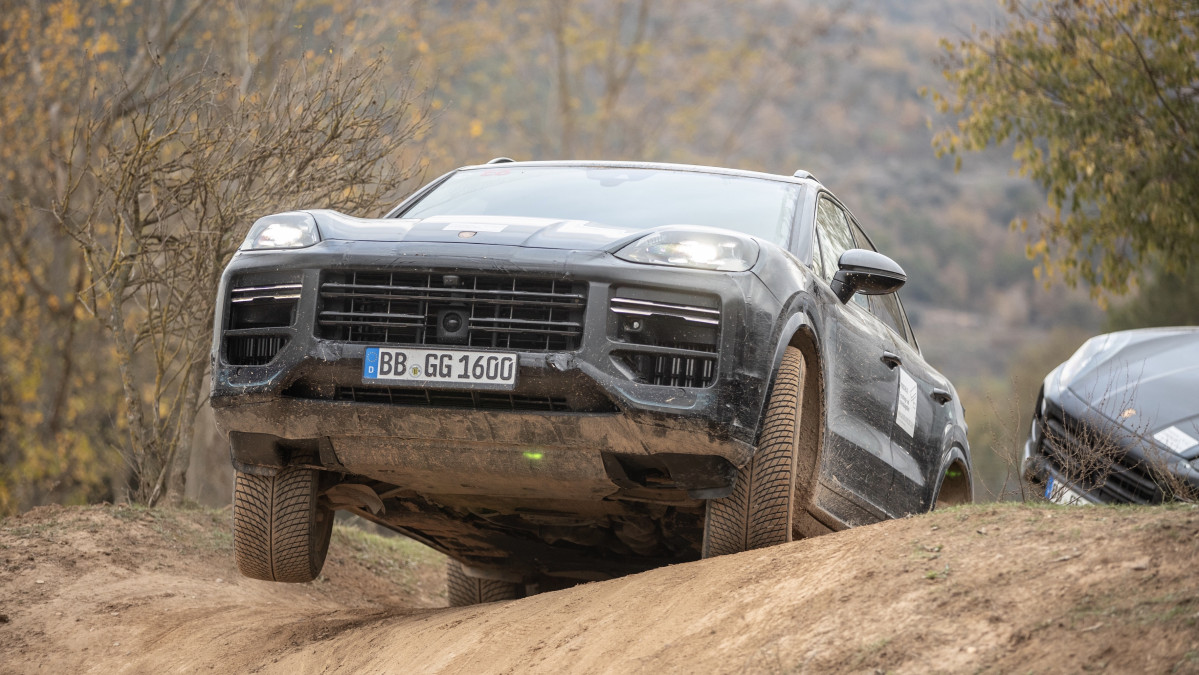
[2, 503, 1198, 673]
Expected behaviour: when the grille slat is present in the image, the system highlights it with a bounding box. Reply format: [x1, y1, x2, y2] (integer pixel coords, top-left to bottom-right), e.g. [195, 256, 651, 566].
[321, 282, 584, 302]
[318, 272, 586, 351]
[226, 336, 289, 366]
[613, 350, 717, 388]
[610, 297, 721, 325]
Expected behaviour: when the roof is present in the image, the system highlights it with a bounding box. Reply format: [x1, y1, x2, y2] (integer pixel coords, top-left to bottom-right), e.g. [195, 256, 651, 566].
[458, 159, 822, 187]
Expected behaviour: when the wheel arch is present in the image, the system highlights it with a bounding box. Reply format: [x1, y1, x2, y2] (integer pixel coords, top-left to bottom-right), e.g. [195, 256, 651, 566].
[765, 310, 829, 537]
[932, 443, 973, 508]
[766, 312, 825, 442]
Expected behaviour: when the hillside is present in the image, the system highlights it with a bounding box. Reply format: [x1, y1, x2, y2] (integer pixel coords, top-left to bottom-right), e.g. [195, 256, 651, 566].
[2, 503, 1197, 673]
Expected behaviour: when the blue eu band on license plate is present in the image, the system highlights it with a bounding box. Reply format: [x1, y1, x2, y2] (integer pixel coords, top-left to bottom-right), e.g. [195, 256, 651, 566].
[363, 347, 518, 389]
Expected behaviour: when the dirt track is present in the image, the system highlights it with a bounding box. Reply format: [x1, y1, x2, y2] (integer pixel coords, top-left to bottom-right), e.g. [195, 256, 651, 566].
[2, 503, 1198, 674]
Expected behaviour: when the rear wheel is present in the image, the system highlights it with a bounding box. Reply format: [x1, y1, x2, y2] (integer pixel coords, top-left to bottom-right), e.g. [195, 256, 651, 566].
[446, 560, 522, 606]
[233, 467, 333, 583]
[702, 346, 805, 558]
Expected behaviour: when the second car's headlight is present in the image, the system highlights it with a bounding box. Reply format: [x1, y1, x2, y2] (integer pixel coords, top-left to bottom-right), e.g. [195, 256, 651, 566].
[240, 212, 320, 250]
[615, 229, 759, 272]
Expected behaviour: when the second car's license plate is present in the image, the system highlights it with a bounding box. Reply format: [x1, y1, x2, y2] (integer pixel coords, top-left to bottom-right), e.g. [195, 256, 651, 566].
[363, 347, 517, 389]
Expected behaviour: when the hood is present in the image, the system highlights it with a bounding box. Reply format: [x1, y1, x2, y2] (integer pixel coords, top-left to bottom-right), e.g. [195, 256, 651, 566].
[307, 210, 643, 251]
[1062, 327, 1199, 453]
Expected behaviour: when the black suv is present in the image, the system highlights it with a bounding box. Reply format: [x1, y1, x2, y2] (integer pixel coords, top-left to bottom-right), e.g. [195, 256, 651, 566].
[211, 160, 972, 604]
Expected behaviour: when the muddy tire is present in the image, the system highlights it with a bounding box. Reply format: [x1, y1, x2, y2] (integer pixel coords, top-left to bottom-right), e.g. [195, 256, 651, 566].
[233, 467, 333, 583]
[446, 560, 521, 606]
[702, 346, 805, 558]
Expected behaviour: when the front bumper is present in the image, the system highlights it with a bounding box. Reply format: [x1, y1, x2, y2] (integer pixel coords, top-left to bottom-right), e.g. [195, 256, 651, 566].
[209, 240, 784, 498]
[1022, 387, 1199, 505]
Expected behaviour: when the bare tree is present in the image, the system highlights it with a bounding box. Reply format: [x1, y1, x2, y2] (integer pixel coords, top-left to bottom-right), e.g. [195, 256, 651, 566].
[55, 55, 427, 504]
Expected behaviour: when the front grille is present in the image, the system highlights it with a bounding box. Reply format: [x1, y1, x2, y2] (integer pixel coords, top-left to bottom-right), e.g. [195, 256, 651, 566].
[223, 280, 299, 366]
[318, 271, 586, 351]
[1040, 415, 1166, 504]
[334, 386, 571, 411]
[613, 351, 718, 388]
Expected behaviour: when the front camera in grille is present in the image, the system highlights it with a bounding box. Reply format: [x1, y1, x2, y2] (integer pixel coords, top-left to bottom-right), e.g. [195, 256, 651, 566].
[317, 272, 587, 351]
[223, 281, 300, 366]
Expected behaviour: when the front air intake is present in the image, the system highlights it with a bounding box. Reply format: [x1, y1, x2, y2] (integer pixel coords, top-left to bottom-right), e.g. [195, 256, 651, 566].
[222, 280, 300, 366]
[609, 290, 721, 388]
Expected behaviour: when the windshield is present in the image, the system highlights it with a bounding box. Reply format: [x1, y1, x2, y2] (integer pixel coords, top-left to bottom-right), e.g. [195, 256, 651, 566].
[399, 166, 801, 247]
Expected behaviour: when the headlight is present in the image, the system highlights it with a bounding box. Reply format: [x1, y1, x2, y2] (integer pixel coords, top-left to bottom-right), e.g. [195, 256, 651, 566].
[615, 229, 759, 272]
[240, 212, 320, 250]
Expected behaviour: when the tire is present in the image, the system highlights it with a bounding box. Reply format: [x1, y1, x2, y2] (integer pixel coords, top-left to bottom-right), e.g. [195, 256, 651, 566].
[233, 467, 333, 583]
[702, 346, 805, 558]
[446, 560, 521, 606]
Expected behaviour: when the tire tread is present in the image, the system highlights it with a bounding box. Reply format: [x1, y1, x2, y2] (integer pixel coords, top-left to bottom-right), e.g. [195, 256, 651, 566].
[446, 560, 520, 606]
[234, 467, 332, 583]
[703, 347, 805, 557]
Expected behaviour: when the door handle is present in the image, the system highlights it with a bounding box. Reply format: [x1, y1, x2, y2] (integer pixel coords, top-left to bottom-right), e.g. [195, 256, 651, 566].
[931, 388, 953, 405]
[880, 351, 902, 369]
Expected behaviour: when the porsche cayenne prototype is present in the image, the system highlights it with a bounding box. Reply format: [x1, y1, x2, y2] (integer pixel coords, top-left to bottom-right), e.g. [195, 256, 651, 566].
[210, 159, 972, 604]
[1024, 327, 1199, 505]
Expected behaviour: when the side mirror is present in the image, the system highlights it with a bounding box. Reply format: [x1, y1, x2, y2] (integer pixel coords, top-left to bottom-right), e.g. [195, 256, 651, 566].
[831, 249, 906, 304]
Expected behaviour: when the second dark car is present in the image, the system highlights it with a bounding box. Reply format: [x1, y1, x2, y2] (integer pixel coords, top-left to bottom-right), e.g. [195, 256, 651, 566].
[1024, 327, 1199, 505]
[210, 160, 972, 604]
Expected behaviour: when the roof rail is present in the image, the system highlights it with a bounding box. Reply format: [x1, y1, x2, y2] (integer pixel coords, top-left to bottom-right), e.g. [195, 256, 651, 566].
[486, 157, 516, 164]
[792, 169, 817, 181]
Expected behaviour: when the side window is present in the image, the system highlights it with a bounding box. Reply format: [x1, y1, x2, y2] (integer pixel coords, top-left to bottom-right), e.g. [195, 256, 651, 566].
[810, 230, 826, 279]
[814, 197, 855, 284]
[898, 294, 919, 351]
[848, 215, 911, 343]
[869, 293, 909, 342]
[846, 217, 877, 253]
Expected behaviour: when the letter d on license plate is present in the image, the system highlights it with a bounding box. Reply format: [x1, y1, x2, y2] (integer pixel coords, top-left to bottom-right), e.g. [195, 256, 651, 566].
[363, 347, 517, 389]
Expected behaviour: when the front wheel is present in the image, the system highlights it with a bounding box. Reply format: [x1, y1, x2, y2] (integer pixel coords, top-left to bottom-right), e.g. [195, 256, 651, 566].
[233, 467, 333, 583]
[446, 560, 522, 606]
[702, 346, 805, 558]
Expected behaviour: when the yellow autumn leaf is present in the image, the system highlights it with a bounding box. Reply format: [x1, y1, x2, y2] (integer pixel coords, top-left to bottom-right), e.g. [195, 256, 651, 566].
[87, 31, 118, 56]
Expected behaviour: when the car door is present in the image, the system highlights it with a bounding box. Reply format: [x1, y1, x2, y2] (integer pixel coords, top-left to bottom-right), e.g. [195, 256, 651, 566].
[811, 196, 901, 520]
[882, 293, 953, 513]
[846, 217, 950, 514]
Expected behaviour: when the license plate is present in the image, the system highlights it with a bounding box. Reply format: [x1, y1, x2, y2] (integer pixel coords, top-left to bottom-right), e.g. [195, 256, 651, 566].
[363, 347, 517, 389]
[1044, 475, 1087, 505]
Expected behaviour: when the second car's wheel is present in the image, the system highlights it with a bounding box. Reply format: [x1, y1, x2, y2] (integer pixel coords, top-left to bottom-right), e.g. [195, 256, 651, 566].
[446, 560, 522, 606]
[702, 346, 805, 558]
[233, 466, 334, 583]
